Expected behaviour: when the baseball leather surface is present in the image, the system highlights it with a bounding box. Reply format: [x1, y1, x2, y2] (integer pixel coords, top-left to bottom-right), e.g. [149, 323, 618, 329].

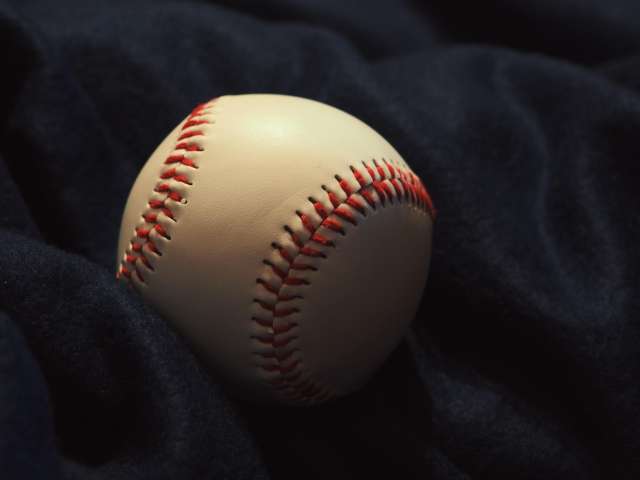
[116, 94, 435, 405]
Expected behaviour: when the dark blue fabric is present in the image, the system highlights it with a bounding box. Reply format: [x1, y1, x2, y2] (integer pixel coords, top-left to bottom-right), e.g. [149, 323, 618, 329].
[1, 1, 639, 478]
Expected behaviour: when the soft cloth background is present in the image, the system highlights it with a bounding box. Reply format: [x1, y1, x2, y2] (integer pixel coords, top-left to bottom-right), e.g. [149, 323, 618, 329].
[1, 0, 639, 478]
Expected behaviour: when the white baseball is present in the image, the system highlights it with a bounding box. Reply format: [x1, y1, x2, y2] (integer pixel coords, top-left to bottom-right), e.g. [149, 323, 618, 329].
[116, 94, 435, 405]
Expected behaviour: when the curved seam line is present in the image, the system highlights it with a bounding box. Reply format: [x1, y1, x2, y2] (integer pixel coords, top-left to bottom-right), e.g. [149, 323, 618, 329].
[116, 99, 217, 282]
[253, 158, 435, 403]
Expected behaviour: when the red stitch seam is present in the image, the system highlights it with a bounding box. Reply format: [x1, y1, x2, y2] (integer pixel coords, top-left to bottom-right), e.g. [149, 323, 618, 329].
[253, 158, 434, 404]
[116, 99, 217, 283]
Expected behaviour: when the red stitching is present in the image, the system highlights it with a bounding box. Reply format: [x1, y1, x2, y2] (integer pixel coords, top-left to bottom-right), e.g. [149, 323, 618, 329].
[311, 200, 328, 219]
[117, 99, 216, 283]
[117, 102, 435, 404]
[253, 159, 434, 403]
[177, 129, 204, 141]
[322, 218, 345, 234]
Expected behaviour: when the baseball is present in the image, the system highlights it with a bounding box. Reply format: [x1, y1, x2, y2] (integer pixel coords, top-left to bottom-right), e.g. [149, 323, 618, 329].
[116, 94, 435, 405]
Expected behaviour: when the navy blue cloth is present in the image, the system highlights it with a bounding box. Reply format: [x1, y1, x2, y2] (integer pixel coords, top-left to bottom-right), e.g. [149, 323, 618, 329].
[1, 1, 639, 478]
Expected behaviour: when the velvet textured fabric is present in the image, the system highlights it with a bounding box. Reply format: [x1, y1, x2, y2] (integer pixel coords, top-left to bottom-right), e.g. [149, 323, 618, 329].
[1, 1, 639, 479]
